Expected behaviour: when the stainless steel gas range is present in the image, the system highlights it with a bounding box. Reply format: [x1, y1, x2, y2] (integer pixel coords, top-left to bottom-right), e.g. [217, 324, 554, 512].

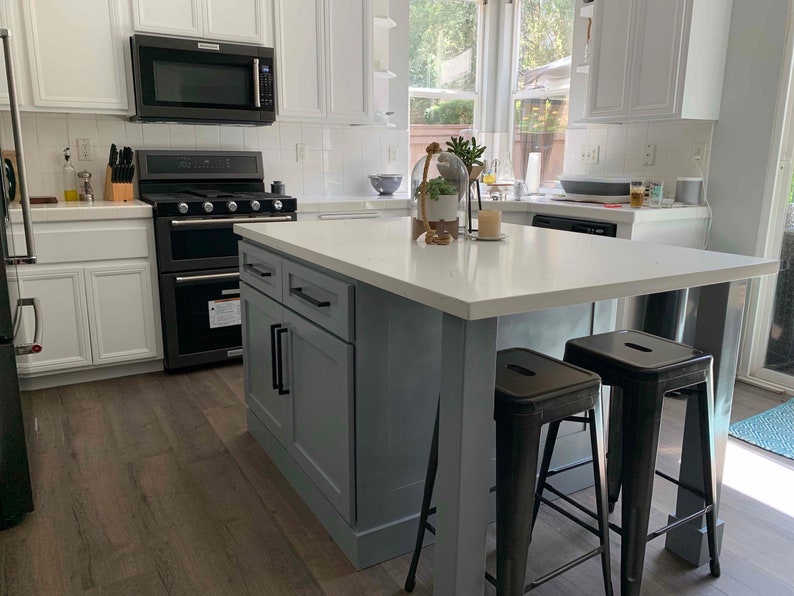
[138, 150, 297, 370]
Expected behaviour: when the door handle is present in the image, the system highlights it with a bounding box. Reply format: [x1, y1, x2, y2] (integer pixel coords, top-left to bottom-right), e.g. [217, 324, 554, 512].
[270, 323, 280, 390]
[13, 297, 43, 355]
[253, 58, 261, 108]
[275, 326, 289, 395]
[290, 287, 331, 308]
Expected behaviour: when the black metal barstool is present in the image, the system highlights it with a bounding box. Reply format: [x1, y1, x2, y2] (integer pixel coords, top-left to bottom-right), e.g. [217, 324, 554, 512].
[404, 348, 613, 595]
[559, 329, 721, 596]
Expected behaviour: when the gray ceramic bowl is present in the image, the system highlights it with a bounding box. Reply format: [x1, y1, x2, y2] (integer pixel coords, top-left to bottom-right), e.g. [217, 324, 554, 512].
[368, 174, 403, 195]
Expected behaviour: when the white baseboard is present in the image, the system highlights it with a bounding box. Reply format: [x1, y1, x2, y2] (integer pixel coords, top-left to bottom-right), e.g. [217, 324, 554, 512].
[19, 359, 164, 391]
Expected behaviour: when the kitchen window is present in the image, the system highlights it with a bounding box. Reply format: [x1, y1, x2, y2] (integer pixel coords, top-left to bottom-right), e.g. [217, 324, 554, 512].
[511, 0, 575, 189]
[408, 0, 483, 167]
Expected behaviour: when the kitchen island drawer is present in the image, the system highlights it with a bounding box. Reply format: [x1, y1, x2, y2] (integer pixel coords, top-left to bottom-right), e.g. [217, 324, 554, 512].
[239, 242, 283, 301]
[282, 260, 354, 341]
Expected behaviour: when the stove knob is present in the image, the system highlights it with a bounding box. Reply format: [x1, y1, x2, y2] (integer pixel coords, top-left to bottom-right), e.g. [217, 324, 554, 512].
[202, 201, 214, 214]
[273, 199, 283, 211]
[226, 201, 238, 213]
[250, 200, 261, 212]
[177, 202, 189, 215]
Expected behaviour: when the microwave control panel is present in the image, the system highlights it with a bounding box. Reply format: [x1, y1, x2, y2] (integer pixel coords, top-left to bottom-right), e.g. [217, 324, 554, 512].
[260, 61, 275, 110]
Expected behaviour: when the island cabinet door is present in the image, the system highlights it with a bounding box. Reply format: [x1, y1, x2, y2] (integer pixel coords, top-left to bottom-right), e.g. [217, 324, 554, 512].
[241, 283, 288, 445]
[283, 309, 354, 523]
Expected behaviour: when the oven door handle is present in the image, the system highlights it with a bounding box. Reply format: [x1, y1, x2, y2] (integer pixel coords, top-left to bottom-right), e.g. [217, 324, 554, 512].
[175, 272, 240, 284]
[170, 216, 293, 227]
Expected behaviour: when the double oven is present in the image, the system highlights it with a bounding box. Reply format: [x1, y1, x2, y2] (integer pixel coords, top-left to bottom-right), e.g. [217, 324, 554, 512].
[139, 151, 296, 370]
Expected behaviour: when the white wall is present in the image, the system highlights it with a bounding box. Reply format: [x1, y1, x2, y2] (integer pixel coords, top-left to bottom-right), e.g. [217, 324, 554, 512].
[707, 0, 791, 256]
[0, 114, 409, 201]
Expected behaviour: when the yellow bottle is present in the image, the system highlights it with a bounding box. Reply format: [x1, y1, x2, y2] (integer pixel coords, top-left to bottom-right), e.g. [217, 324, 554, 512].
[482, 159, 496, 184]
[63, 147, 78, 201]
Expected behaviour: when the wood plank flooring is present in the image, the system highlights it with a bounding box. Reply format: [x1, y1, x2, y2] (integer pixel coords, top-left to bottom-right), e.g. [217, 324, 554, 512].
[2, 365, 793, 595]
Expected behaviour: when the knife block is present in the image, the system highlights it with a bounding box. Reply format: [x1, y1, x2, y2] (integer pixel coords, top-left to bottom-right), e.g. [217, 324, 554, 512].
[103, 165, 133, 202]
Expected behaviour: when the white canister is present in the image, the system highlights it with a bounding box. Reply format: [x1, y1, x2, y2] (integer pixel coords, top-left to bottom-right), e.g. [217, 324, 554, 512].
[676, 177, 702, 205]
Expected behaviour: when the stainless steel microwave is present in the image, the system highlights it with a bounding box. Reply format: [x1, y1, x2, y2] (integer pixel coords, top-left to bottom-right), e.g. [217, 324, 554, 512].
[130, 34, 276, 126]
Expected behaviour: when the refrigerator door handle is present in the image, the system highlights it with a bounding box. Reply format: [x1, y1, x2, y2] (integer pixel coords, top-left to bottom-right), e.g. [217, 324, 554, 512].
[13, 297, 43, 355]
[1, 30, 36, 265]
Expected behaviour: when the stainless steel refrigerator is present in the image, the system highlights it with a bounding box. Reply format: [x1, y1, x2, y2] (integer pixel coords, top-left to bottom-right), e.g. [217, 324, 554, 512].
[0, 28, 40, 530]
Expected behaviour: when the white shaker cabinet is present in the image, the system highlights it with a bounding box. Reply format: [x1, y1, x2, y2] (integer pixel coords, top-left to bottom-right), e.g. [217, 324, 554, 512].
[84, 264, 158, 365]
[10, 267, 93, 373]
[131, 0, 270, 45]
[21, 0, 129, 111]
[275, 0, 372, 124]
[584, 0, 732, 122]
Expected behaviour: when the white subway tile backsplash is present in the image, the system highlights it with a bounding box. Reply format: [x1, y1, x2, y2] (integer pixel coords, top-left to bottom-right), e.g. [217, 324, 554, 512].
[646, 122, 671, 152]
[169, 124, 196, 149]
[625, 124, 647, 153]
[19, 113, 409, 201]
[606, 126, 627, 155]
[219, 127, 244, 149]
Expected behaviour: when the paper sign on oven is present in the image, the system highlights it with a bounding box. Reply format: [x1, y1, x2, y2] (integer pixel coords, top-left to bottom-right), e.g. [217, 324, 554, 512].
[208, 298, 241, 329]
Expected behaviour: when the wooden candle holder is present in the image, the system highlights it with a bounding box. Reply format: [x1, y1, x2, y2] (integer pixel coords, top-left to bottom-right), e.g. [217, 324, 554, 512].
[103, 165, 133, 202]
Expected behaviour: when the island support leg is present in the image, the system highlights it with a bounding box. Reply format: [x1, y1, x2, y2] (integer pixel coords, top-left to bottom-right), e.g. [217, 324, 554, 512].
[433, 314, 498, 596]
[664, 280, 748, 565]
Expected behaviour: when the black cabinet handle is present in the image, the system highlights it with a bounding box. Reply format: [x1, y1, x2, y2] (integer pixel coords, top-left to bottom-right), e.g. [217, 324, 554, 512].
[270, 323, 280, 389]
[246, 263, 273, 278]
[290, 287, 330, 308]
[275, 327, 289, 395]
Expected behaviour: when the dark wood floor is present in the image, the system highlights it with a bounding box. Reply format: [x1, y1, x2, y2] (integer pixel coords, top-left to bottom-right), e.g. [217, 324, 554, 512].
[2, 365, 793, 595]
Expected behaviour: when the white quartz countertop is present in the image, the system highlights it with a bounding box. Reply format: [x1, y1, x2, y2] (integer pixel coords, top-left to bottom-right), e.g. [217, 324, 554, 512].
[235, 218, 777, 320]
[297, 193, 410, 213]
[8, 199, 151, 223]
[482, 195, 710, 223]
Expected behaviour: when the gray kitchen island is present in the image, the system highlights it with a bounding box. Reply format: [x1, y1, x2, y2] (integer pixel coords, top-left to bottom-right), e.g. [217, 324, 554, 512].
[235, 217, 776, 596]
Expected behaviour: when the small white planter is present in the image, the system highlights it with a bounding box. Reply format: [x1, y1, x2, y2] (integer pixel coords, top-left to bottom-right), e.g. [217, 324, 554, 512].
[417, 194, 458, 222]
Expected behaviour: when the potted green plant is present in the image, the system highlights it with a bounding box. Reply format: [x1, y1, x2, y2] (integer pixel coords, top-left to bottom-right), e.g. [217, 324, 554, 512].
[446, 135, 487, 180]
[414, 176, 459, 222]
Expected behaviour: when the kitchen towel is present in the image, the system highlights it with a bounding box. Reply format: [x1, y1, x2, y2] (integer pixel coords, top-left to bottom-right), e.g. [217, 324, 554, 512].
[525, 152, 541, 194]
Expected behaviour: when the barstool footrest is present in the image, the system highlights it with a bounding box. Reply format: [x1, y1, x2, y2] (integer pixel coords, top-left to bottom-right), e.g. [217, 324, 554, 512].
[654, 469, 707, 500]
[538, 491, 601, 538]
[545, 456, 593, 479]
[525, 546, 607, 592]
[646, 505, 713, 542]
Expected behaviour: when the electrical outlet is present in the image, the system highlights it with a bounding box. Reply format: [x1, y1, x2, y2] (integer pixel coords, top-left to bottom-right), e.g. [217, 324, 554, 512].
[693, 143, 707, 162]
[580, 145, 600, 165]
[643, 144, 656, 166]
[388, 145, 398, 164]
[77, 138, 92, 161]
[296, 143, 308, 163]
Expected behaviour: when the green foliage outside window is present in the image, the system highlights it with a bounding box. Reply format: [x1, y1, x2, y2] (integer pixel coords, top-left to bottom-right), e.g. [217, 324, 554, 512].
[516, 0, 574, 91]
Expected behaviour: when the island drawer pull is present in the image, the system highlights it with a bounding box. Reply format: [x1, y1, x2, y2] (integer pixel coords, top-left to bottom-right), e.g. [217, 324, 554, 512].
[245, 263, 273, 278]
[290, 287, 331, 308]
[275, 326, 289, 395]
[270, 323, 281, 390]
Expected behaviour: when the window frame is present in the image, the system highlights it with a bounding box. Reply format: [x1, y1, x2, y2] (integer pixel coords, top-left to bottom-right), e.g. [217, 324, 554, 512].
[408, 0, 486, 132]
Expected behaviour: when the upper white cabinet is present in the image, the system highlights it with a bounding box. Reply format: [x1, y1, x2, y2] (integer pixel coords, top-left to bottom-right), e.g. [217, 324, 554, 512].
[132, 0, 203, 37]
[131, 0, 270, 45]
[584, 0, 733, 122]
[21, 0, 129, 111]
[275, 0, 372, 124]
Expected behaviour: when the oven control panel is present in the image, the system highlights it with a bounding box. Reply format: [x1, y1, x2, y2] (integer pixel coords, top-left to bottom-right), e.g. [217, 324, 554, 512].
[151, 196, 297, 217]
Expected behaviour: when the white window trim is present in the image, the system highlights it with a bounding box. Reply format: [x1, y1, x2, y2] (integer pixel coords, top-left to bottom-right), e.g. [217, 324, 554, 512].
[408, 0, 486, 132]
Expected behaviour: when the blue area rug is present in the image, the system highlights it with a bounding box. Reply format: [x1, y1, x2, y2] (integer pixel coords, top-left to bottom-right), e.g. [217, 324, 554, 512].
[729, 398, 794, 460]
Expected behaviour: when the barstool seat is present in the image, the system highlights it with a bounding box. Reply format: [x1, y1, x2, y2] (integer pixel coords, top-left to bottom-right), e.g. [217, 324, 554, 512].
[404, 348, 613, 595]
[561, 329, 721, 596]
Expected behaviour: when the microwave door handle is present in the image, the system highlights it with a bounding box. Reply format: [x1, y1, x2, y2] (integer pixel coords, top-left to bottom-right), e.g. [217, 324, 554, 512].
[253, 58, 261, 108]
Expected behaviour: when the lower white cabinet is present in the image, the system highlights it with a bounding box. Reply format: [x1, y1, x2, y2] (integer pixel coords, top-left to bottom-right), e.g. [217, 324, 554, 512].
[84, 264, 157, 364]
[11, 260, 158, 375]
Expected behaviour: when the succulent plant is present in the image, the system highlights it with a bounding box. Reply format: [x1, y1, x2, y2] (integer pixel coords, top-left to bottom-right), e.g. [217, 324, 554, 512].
[445, 135, 486, 169]
[415, 176, 458, 201]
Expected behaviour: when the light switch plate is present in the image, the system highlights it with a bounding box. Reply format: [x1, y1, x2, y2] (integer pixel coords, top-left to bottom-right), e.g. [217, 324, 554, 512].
[580, 145, 600, 165]
[296, 143, 308, 163]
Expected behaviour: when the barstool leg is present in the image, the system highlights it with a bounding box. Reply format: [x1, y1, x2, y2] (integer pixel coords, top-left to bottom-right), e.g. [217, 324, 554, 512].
[496, 410, 543, 596]
[589, 400, 614, 596]
[606, 386, 624, 512]
[697, 376, 721, 578]
[531, 420, 562, 532]
[404, 403, 439, 592]
[620, 384, 664, 596]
